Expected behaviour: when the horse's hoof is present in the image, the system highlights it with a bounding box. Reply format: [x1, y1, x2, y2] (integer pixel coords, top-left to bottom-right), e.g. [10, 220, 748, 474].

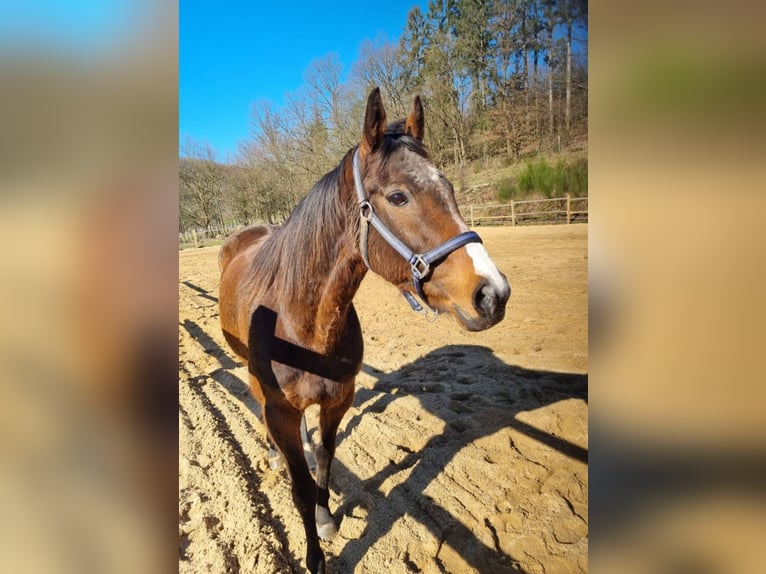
[316, 506, 338, 541]
[317, 520, 338, 541]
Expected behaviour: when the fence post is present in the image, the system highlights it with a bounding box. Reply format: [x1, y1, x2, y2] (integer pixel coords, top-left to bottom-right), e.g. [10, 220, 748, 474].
[566, 194, 571, 224]
[470, 204, 474, 227]
[511, 201, 516, 227]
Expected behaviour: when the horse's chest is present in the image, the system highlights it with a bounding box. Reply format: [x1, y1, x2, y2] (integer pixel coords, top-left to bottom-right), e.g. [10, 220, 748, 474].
[251, 304, 363, 409]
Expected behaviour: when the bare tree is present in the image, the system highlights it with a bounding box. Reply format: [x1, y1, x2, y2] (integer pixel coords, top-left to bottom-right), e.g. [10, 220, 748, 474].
[179, 137, 226, 232]
[350, 36, 410, 119]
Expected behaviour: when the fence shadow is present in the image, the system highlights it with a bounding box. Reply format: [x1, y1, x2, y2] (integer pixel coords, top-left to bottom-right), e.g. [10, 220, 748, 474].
[180, 280, 219, 303]
[180, 319, 239, 370]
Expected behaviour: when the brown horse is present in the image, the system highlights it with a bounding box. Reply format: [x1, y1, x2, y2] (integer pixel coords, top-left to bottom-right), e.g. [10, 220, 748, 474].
[218, 87, 510, 573]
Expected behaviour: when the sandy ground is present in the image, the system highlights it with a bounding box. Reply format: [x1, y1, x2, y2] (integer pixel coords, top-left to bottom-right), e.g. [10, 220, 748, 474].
[179, 224, 588, 574]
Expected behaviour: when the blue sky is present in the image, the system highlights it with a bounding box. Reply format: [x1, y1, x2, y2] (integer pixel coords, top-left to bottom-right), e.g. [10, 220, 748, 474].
[180, 1, 427, 163]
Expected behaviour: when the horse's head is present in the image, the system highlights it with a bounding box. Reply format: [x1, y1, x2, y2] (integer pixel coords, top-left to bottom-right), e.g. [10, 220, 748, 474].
[353, 88, 510, 331]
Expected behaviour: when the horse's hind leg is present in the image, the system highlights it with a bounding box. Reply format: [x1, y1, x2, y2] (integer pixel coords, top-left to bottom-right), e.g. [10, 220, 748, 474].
[301, 414, 317, 473]
[267, 433, 282, 469]
[247, 375, 284, 470]
[267, 415, 315, 472]
[264, 401, 325, 574]
[314, 400, 351, 540]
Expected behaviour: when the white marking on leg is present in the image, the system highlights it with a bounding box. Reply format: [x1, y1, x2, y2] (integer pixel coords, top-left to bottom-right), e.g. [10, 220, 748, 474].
[315, 506, 337, 540]
[300, 414, 316, 473]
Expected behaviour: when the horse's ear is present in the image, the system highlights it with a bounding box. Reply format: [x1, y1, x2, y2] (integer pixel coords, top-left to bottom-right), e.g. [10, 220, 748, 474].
[361, 87, 387, 156]
[404, 95, 425, 141]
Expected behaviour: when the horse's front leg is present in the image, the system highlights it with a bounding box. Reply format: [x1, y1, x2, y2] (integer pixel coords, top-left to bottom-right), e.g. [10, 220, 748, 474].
[264, 401, 325, 574]
[315, 395, 353, 540]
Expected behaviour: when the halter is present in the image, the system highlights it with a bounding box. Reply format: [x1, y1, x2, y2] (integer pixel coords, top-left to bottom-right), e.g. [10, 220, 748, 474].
[353, 148, 482, 313]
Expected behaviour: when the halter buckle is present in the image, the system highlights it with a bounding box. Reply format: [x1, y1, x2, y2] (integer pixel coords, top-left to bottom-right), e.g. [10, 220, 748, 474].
[411, 255, 430, 280]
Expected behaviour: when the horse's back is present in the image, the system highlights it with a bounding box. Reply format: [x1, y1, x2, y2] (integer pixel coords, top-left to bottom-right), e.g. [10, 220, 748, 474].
[218, 225, 278, 360]
[218, 225, 275, 274]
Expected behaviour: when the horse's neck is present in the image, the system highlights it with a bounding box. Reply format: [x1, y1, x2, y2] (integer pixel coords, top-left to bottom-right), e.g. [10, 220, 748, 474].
[289, 159, 367, 353]
[312, 242, 366, 352]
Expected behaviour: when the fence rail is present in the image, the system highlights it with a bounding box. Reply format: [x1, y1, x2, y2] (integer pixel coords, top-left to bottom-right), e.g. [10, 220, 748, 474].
[179, 224, 242, 248]
[468, 195, 588, 227]
[181, 196, 587, 247]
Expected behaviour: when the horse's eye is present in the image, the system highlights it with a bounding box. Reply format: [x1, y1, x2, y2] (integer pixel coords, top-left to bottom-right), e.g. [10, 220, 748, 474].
[386, 192, 408, 207]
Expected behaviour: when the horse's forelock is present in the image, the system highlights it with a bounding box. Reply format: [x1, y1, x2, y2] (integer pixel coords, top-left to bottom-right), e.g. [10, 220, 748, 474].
[379, 126, 430, 167]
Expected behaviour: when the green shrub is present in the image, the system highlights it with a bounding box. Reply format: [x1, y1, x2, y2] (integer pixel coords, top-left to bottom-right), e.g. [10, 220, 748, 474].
[516, 157, 588, 198]
[518, 158, 552, 197]
[568, 157, 588, 197]
[496, 177, 518, 203]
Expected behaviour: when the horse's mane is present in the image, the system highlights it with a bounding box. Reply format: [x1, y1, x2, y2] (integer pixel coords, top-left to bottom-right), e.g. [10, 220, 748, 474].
[249, 121, 429, 309]
[246, 149, 359, 311]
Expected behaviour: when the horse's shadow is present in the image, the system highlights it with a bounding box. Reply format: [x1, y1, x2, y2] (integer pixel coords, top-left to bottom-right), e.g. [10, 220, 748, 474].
[327, 344, 587, 573]
[195, 327, 588, 572]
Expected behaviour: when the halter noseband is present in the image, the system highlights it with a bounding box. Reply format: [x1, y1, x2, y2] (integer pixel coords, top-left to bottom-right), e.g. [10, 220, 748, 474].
[352, 148, 482, 313]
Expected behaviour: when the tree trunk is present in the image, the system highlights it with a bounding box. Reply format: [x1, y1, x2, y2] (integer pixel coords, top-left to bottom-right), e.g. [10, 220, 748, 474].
[565, 20, 572, 137]
[522, 4, 529, 127]
[547, 25, 554, 149]
[503, 98, 512, 157]
[534, 49, 540, 153]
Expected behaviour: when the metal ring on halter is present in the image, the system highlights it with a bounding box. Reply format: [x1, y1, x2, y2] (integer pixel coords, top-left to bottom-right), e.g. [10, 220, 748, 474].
[410, 256, 430, 281]
[359, 200, 373, 221]
[424, 307, 439, 323]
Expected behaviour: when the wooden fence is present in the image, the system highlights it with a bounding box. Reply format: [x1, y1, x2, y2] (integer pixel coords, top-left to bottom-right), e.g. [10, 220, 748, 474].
[179, 223, 241, 248]
[181, 196, 587, 247]
[468, 195, 588, 227]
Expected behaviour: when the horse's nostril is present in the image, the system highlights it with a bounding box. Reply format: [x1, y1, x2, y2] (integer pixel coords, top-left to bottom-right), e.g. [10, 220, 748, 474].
[473, 282, 497, 317]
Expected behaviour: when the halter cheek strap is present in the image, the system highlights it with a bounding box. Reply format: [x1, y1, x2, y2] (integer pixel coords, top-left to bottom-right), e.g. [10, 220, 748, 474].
[353, 149, 482, 313]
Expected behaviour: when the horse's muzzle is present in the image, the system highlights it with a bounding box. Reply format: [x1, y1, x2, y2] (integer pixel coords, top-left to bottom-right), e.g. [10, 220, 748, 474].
[455, 276, 511, 331]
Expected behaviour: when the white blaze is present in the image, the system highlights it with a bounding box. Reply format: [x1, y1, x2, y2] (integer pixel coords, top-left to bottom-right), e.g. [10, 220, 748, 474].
[409, 151, 509, 296]
[465, 243, 508, 294]
[443, 191, 509, 295]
